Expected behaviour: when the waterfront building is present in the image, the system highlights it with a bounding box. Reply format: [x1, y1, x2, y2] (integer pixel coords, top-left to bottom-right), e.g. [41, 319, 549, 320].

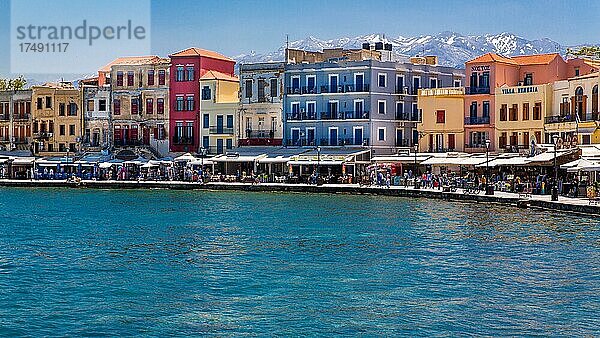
[0, 90, 32, 152]
[238, 62, 285, 147]
[168, 47, 236, 153]
[464, 52, 596, 152]
[104, 56, 170, 157]
[283, 45, 464, 155]
[546, 71, 600, 145]
[80, 77, 111, 152]
[199, 70, 239, 154]
[417, 87, 465, 152]
[31, 83, 82, 155]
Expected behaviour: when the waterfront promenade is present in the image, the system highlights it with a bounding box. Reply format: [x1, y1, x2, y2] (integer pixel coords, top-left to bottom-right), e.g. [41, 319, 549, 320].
[1, 179, 599, 216]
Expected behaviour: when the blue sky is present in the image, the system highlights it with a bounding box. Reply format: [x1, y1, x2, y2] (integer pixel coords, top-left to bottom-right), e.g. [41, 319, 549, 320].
[0, 0, 598, 77]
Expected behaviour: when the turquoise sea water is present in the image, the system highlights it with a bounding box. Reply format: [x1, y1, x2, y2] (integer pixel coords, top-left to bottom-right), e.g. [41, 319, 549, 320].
[0, 187, 599, 336]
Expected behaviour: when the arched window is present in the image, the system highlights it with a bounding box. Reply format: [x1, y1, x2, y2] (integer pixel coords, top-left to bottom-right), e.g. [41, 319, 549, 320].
[593, 85, 598, 118]
[575, 86, 585, 120]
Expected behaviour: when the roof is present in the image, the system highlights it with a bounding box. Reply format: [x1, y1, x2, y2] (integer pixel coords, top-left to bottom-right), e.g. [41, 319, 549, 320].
[512, 53, 560, 65]
[467, 53, 518, 65]
[200, 70, 238, 82]
[32, 82, 75, 89]
[169, 47, 234, 62]
[98, 56, 167, 73]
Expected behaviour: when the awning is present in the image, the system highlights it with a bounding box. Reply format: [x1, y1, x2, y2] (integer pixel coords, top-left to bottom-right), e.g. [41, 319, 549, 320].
[174, 153, 197, 162]
[188, 159, 215, 166]
[212, 154, 266, 163]
[258, 156, 292, 164]
[421, 156, 484, 166]
[577, 127, 597, 135]
[11, 157, 35, 165]
[526, 149, 578, 165]
[479, 157, 530, 167]
[371, 155, 431, 163]
[288, 160, 344, 166]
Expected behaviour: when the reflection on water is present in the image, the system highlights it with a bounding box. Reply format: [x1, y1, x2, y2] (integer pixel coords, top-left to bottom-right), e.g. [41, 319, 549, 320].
[0, 188, 599, 336]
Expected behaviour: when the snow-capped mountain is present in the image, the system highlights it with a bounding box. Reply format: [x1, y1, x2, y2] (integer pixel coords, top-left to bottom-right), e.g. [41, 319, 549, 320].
[232, 31, 570, 68]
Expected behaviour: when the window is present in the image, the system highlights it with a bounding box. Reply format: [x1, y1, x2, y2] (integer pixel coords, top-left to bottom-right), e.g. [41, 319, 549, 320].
[116, 71, 123, 86]
[593, 85, 598, 115]
[533, 102, 542, 120]
[245, 80, 253, 98]
[500, 104, 507, 121]
[87, 100, 94, 112]
[396, 101, 404, 118]
[36, 98, 42, 109]
[202, 86, 211, 100]
[176, 66, 185, 81]
[48, 121, 54, 133]
[147, 70, 154, 86]
[127, 71, 134, 86]
[509, 104, 518, 121]
[157, 98, 164, 114]
[523, 103, 530, 120]
[436, 110, 445, 123]
[430, 78, 438, 88]
[131, 98, 138, 114]
[226, 115, 234, 129]
[378, 73, 387, 87]
[524, 73, 533, 86]
[59, 124, 65, 136]
[186, 66, 195, 81]
[226, 139, 233, 150]
[59, 103, 65, 116]
[186, 96, 195, 111]
[146, 98, 153, 114]
[482, 101, 490, 117]
[203, 114, 209, 128]
[99, 99, 106, 111]
[114, 99, 120, 115]
[270, 78, 278, 97]
[378, 100, 386, 114]
[158, 70, 166, 85]
[45, 96, 52, 109]
[575, 67, 580, 76]
[378, 127, 386, 141]
[68, 103, 77, 116]
[454, 80, 461, 87]
[59, 143, 66, 152]
[69, 124, 75, 136]
[176, 96, 184, 111]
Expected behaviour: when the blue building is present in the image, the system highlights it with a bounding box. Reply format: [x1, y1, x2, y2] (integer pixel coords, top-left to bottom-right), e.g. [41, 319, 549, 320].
[283, 46, 465, 155]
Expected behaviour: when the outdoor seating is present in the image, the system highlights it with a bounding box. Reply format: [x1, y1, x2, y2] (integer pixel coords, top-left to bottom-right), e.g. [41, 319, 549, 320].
[519, 183, 532, 198]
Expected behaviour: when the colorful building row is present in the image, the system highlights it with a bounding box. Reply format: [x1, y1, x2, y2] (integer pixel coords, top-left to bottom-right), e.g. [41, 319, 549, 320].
[417, 52, 599, 153]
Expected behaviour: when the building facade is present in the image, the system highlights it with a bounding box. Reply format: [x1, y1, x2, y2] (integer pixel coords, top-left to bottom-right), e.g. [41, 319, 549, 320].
[168, 47, 236, 153]
[546, 72, 600, 145]
[107, 56, 170, 157]
[199, 70, 239, 154]
[80, 78, 111, 152]
[238, 62, 284, 146]
[464, 52, 596, 152]
[417, 87, 465, 152]
[283, 46, 464, 155]
[0, 90, 32, 152]
[31, 83, 82, 155]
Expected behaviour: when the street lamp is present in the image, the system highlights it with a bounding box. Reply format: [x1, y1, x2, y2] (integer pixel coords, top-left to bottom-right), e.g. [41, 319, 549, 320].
[200, 147, 207, 183]
[316, 146, 322, 186]
[485, 139, 493, 195]
[413, 143, 418, 176]
[552, 134, 559, 201]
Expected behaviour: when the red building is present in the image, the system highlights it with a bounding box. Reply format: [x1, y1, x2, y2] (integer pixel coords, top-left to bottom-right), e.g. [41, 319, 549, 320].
[168, 47, 236, 153]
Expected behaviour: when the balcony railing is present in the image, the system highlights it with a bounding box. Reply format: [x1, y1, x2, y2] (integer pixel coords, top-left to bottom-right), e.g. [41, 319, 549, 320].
[114, 139, 144, 147]
[395, 139, 412, 147]
[320, 111, 370, 120]
[466, 87, 490, 95]
[33, 132, 53, 139]
[286, 84, 370, 95]
[209, 127, 234, 135]
[287, 112, 318, 121]
[0, 114, 9, 121]
[286, 138, 370, 147]
[241, 97, 280, 104]
[396, 113, 421, 122]
[13, 137, 29, 144]
[172, 136, 194, 145]
[244, 129, 276, 139]
[464, 116, 490, 125]
[395, 86, 410, 95]
[545, 115, 576, 124]
[13, 114, 30, 121]
[465, 144, 488, 149]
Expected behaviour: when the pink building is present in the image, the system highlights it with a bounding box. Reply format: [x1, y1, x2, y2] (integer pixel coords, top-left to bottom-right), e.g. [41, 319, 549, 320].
[168, 48, 236, 153]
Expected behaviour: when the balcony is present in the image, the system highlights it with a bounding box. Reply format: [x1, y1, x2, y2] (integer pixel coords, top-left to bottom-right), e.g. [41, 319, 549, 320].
[466, 87, 490, 95]
[318, 138, 370, 146]
[13, 137, 29, 144]
[396, 112, 421, 122]
[464, 116, 490, 125]
[209, 127, 234, 135]
[33, 132, 53, 139]
[241, 96, 280, 104]
[395, 139, 412, 147]
[545, 115, 576, 124]
[286, 84, 370, 95]
[114, 139, 144, 147]
[286, 112, 318, 121]
[321, 111, 370, 120]
[172, 136, 194, 145]
[0, 114, 9, 121]
[13, 114, 30, 121]
[244, 129, 276, 139]
[395, 86, 410, 95]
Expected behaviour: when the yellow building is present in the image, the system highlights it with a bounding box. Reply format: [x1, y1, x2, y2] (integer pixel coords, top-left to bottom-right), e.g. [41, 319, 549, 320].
[31, 83, 82, 155]
[199, 70, 239, 154]
[417, 87, 465, 152]
[545, 72, 600, 145]
[495, 83, 551, 152]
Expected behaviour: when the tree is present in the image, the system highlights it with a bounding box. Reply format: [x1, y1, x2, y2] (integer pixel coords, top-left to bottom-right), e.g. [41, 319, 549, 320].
[567, 46, 600, 59]
[0, 75, 27, 91]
